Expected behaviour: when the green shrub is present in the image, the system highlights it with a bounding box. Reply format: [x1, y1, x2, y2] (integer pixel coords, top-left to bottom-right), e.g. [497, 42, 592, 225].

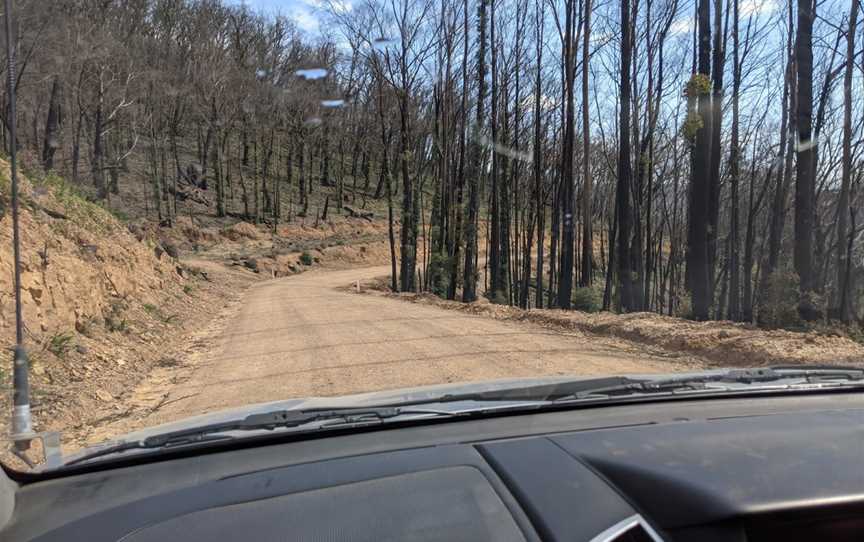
[489, 289, 509, 305]
[105, 317, 129, 333]
[104, 300, 129, 333]
[109, 208, 130, 221]
[427, 252, 452, 297]
[758, 269, 801, 329]
[47, 332, 74, 358]
[143, 302, 177, 324]
[31, 171, 116, 232]
[673, 292, 692, 319]
[572, 285, 602, 313]
[300, 251, 313, 266]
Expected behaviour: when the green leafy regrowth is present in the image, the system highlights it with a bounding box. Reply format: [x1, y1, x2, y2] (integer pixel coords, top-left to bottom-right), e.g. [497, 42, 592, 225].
[27, 170, 120, 232]
[684, 73, 712, 97]
[572, 285, 602, 313]
[104, 300, 129, 333]
[46, 331, 75, 358]
[427, 252, 452, 297]
[489, 289, 509, 305]
[143, 302, 177, 324]
[758, 269, 802, 329]
[681, 111, 704, 142]
[300, 251, 314, 266]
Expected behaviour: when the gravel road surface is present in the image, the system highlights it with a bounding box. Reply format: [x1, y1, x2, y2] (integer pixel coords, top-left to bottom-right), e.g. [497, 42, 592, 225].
[86, 264, 699, 443]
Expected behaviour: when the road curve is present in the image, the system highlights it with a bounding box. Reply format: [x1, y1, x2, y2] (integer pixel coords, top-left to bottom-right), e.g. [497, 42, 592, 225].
[114, 264, 698, 429]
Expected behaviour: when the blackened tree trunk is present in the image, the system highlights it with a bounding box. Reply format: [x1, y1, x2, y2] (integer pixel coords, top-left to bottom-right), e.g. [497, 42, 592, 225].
[463, 0, 488, 302]
[557, 0, 577, 309]
[298, 140, 308, 214]
[834, 0, 858, 322]
[686, 0, 713, 320]
[533, 0, 545, 308]
[579, 0, 593, 289]
[214, 128, 225, 217]
[794, 0, 817, 320]
[42, 76, 61, 171]
[616, 0, 635, 311]
[727, 0, 741, 321]
[386, 145, 398, 292]
[92, 92, 107, 199]
[399, 102, 417, 292]
[707, 0, 724, 302]
[448, 0, 470, 301]
[489, 0, 507, 302]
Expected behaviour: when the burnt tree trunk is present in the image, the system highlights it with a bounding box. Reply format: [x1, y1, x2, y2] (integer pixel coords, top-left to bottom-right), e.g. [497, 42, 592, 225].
[616, 0, 635, 311]
[794, 0, 817, 320]
[833, 0, 858, 322]
[42, 76, 61, 171]
[727, 0, 741, 321]
[557, 0, 577, 309]
[463, 0, 488, 302]
[686, 0, 713, 320]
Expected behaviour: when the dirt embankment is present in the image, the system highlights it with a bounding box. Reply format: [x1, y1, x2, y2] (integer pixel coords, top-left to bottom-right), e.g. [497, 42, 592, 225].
[0, 163, 400, 460]
[154, 214, 398, 278]
[0, 164, 258, 455]
[359, 281, 864, 367]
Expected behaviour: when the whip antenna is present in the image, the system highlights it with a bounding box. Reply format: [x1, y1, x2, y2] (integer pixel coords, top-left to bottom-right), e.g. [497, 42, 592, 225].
[5, 0, 32, 453]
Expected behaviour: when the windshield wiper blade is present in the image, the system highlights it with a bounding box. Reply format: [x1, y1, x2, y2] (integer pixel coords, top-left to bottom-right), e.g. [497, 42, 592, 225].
[553, 366, 864, 402]
[401, 367, 864, 406]
[66, 406, 453, 466]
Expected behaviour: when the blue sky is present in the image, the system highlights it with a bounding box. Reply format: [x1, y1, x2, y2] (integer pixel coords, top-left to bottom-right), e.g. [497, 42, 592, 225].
[228, 0, 347, 34]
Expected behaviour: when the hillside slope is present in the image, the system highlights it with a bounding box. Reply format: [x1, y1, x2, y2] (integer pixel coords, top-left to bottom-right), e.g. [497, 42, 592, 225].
[0, 163, 247, 453]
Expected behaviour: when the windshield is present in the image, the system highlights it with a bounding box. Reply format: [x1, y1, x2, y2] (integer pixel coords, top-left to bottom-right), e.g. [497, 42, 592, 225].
[0, 0, 862, 470]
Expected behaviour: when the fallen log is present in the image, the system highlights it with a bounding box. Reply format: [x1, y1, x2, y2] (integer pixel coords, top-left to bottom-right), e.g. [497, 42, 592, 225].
[343, 205, 374, 221]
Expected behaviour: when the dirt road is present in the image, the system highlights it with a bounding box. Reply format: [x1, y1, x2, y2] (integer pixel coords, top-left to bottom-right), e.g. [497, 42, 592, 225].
[87, 265, 702, 442]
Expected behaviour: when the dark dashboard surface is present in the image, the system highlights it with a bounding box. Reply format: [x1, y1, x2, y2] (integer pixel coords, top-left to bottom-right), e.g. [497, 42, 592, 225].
[3, 392, 864, 541]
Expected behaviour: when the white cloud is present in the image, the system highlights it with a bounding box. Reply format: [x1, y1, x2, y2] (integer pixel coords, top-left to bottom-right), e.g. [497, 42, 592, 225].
[292, 8, 320, 32]
[308, 0, 353, 14]
[521, 93, 558, 112]
[669, 18, 693, 36]
[590, 31, 613, 45]
[664, 1, 773, 39]
[741, 0, 777, 17]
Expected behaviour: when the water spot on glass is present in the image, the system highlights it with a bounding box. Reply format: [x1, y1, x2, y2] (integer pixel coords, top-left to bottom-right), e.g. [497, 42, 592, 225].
[794, 135, 818, 152]
[424, 134, 434, 159]
[255, 68, 268, 80]
[304, 116, 323, 127]
[242, 101, 255, 114]
[295, 68, 328, 80]
[32, 186, 49, 197]
[47, 136, 59, 149]
[320, 99, 346, 108]
[372, 37, 397, 51]
[473, 132, 533, 163]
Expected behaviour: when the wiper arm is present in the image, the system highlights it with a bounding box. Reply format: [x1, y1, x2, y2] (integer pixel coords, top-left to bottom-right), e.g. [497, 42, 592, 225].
[66, 406, 453, 466]
[370, 367, 864, 409]
[554, 366, 864, 402]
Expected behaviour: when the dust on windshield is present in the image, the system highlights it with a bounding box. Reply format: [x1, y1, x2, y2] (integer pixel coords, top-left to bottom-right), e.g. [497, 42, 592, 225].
[1, 0, 862, 468]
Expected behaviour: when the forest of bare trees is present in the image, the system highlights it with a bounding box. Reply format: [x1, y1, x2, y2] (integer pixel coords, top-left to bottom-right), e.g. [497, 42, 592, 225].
[5, 0, 864, 328]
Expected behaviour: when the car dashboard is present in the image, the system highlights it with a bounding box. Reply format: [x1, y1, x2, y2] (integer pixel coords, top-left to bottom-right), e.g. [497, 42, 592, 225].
[2, 391, 864, 541]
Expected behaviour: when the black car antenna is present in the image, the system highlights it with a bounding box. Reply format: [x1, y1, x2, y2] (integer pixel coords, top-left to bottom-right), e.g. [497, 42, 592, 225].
[4, 0, 32, 453]
[2, 0, 59, 468]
